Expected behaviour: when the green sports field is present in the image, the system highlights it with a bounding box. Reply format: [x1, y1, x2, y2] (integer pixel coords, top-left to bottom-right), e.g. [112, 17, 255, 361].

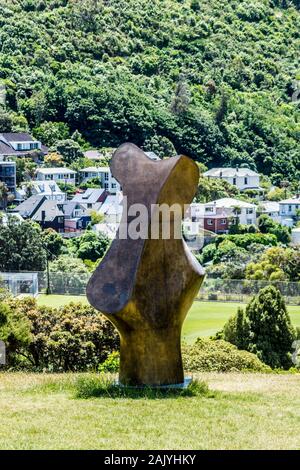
[37, 295, 300, 343]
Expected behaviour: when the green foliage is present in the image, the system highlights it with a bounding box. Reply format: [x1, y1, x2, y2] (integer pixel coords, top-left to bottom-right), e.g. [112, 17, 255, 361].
[219, 286, 295, 369]
[68, 230, 110, 262]
[267, 187, 288, 201]
[0, 218, 46, 271]
[4, 297, 119, 371]
[98, 351, 120, 373]
[55, 139, 83, 164]
[0, 301, 32, 366]
[246, 246, 300, 281]
[50, 255, 88, 273]
[196, 176, 239, 202]
[258, 214, 291, 244]
[56, 181, 77, 196]
[0, 1, 298, 182]
[215, 233, 277, 249]
[74, 375, 210, 399]
[33, 121, 70, 147]
[182, 338, 269, 372]
[41, 228, 64, 260]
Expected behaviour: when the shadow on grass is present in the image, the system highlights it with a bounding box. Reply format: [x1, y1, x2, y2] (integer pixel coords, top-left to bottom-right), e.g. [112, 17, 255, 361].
[74, 374, 215, 400]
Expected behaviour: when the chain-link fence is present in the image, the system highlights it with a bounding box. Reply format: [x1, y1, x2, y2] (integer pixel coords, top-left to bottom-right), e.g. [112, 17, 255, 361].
[1, 271, 300, 305]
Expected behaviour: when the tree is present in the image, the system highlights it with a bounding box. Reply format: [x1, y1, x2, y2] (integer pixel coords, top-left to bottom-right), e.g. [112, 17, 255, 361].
[55, 139, 83, 163]
[0, 219, 46, 271]
[69, 231, 110, 262]
[44, 152, 64, 167]
[41, 229, 64, 261]
[258, 214, 291, 244]
[33, 121, 70, 147]
[221, 286, 295, 369]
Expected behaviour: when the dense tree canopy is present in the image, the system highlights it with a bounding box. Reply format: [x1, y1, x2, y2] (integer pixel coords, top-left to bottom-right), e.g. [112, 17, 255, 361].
[0, 0, 299, 184]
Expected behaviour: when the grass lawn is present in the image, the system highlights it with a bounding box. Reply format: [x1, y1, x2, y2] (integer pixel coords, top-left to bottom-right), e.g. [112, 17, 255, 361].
[0, 372, 299, 450]
[37, 295, 300, 343]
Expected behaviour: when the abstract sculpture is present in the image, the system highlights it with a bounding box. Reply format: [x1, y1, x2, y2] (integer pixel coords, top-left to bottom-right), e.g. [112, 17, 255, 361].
[87, 143, 205, 386]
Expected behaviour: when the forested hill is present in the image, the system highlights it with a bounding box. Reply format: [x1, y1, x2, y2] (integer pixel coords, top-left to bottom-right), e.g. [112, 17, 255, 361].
[0, 0, 299, 184]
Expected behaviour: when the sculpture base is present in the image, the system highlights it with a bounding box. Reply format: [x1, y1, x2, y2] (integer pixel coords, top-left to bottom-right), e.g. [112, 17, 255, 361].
[116, 377, 192, 390]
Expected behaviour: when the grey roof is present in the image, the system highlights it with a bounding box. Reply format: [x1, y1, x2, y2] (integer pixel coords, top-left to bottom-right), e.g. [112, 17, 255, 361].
[204, 167, 259, 178]
[0, 140, 19, 156]
[72, 188, 105, 204]
[0, 132, 35, 142]
[13, 194, 46, 218]
[62, 201, 86, 217]
[32, 200, 64, 222]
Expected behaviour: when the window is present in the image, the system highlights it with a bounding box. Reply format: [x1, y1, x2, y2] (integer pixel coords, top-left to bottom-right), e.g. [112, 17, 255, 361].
[288, 205, 292, 212]
[246, 219, 252, 225]
[104, 173, 109, 181]
[244, 177, 248, 185]
[233, 177, 236, 185]
[104, 183, 109, 190]
[87, 203, 92, 209]
[205, 207, 213, 213]
[221, 219, 227, 225]
[207, 219, 213, 226]
[111, 183, 116, 188]
[246, 209, 253, 214]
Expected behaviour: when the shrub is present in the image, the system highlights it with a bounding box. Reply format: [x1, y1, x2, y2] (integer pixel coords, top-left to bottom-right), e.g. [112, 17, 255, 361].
[182, 338, 269, 372]
[4, 297, 119, 371]
[219, 286, 295, 369]
[98, 351, 120, 373]
[215, 233, 277, 249]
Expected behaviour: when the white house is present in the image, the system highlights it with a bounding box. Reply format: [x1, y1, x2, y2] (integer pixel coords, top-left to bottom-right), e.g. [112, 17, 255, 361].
[35, 168, 77, 185]
[98, 194, 123, 224]
[259, 201, 280, 223]
[205, 198, 257, 226]
[17, 181, 66, 202]
[203, 167, 261, 191]
[79, 167, 120, 194]
[279, 197, 300, 219]
[0, 133, 47, 161]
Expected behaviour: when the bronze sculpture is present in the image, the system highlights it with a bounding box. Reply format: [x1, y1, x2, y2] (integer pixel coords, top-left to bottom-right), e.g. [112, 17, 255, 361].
[87, 143, 205, 386]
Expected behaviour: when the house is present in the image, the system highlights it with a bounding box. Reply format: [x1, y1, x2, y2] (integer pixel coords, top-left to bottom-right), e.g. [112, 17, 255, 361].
[0, 133, 47, 160]
[279, 197, 300, 227]
[79, 166, 120, 194]
[72, 188, 107, 211]
[203, 167, 261, 191]
[98, 194, 123, 224]
[13, 194, 46, 219]
[259, 201, 280, 223]
[204, 198, 257, 229]
[35, 168, 77, 185]
[83, 148, 116, 161]
[16, 180, 66, 202]
[12, 194, 65, 232]
[31, 200, 65, 232]
[0, 161, 16, 194]
[62, 201, 91, 233]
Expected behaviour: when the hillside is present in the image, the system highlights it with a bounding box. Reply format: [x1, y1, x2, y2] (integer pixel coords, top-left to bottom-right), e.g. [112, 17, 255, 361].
[0, 0, 299, 184]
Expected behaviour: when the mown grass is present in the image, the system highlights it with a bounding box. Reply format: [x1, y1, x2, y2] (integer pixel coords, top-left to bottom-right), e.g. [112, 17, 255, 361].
[0, 372, 299, 450]
[37, 295, 300, 343]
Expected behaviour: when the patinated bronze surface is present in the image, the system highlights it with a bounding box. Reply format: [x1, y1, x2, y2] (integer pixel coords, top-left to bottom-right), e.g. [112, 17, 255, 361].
[87, 143, 205, 386]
